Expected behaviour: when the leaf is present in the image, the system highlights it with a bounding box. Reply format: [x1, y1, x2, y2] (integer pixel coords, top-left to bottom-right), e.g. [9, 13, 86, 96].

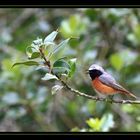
[12, 61, 39, 68]
[53, 59, 70, 68]
[68, 58, 77, 78]
[52, 67, 70, 75]
[53, 59, 70, 75]
[44, 31, 58, 44]
[44, 41, 55, 47]
[68, 58, 77, 66]
[26, 46, 40, 58]
[26, 46, 33, 58]
[35, 65, 49, 71]
[29, 52, 40, 59]
[49, 38, 70, 58]
[33, 38, 43, 45]
[54, 38, 70, 53]
[51, 85, 63, 95]
[41, 73, 58, 81]
[86, 118, 101, 131]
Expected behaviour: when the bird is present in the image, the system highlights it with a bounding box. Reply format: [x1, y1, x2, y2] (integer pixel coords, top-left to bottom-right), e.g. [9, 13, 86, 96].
[88, 64, 137, 99]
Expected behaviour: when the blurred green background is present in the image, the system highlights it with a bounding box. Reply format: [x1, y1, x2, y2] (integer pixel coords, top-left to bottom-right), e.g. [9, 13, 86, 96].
[0, 8, 140, 132]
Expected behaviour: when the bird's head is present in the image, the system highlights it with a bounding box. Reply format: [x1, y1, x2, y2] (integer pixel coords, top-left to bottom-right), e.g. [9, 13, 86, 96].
[88, 64, 104, 80]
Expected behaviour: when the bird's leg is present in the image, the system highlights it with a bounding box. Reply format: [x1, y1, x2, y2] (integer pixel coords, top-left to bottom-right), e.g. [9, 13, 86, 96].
[108, 95, 114, 103]
[109, 95, 114, 100]
[104, 95, 114, 103]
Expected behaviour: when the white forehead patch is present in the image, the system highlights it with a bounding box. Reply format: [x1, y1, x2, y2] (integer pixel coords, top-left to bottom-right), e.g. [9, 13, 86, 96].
[88, 64, 104, 71]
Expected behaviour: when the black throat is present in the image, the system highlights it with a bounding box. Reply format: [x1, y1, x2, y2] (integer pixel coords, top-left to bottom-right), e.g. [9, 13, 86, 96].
[89, 69, 103, 80]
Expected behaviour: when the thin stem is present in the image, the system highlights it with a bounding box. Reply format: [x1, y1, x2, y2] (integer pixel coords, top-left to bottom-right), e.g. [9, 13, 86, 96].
[39, 48, 51, 73]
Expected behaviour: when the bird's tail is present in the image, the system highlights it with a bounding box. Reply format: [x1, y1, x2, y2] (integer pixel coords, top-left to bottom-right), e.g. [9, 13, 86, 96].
[121, 90, 137, 99]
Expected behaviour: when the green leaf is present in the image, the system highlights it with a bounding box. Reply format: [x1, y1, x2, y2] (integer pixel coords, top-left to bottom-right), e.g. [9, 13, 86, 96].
[44, 31, 58, 44]
[68, 58, 77, 78]
[29, 52, 40, 59]
[52, 67, 70, 75]
[53, 59, 70, 75]
[49, 38, 70, 58]
[53, 59, 70, 68]
[41, 73, 58, 81]
[26, 46, 40, 58]
[26, 46, 32, 57]
[86, 118, 101, 131]
[26, 46, 33, 58]
[12, 61, 39, 68]
[51, 85, 63, 95]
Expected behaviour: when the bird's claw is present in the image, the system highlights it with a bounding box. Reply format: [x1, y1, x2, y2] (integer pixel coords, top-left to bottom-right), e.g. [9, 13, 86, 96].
[104, 95, 114, 103]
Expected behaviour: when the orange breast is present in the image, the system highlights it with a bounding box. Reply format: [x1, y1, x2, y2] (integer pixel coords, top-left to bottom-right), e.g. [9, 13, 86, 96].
[92, 78, 117, 95]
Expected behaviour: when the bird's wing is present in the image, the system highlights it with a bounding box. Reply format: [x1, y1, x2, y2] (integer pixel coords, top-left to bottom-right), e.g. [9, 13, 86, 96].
[99, 72, 137, 99]
[98, 73, 127, 92]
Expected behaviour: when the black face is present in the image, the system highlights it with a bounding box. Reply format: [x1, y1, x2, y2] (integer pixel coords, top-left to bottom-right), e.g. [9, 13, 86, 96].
[89, 69, 103, 80]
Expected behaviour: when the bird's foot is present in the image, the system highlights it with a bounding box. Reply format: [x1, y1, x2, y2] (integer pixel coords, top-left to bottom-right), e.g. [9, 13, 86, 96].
[109, 95, 114, 104]
[105, 95, 114, 103]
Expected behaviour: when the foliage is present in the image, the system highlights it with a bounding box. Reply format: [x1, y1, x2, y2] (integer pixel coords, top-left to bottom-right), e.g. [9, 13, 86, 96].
[71, 113, 114, 132]
[12, 30, 76, 84]
[0, 8, 140, 132]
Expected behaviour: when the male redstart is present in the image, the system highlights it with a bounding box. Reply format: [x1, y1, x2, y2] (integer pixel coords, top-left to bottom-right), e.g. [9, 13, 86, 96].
[88, 64, 137, 99]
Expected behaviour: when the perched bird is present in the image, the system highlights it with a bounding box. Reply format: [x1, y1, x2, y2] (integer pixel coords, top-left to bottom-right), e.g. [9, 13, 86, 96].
[88, 64, 137, 99]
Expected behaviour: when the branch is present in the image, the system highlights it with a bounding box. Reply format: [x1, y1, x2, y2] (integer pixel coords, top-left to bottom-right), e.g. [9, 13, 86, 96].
[40, 47, 140, 105]
[59, 77, 140, 104]
[39, 48, 51, 73]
